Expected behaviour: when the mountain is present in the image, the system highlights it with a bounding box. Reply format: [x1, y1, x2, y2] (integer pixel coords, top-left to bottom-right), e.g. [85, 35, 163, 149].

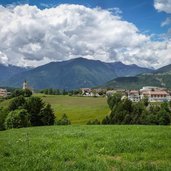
[110, 61, 152, 77]
[103, 64, 171, 89]
[0, 64, 27, 81]
[153, 64, 171, 74]
[1, 58, 152, 90]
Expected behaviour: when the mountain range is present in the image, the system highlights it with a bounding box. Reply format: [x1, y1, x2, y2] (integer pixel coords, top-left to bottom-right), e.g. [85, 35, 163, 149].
[103, 64, 171, 89]
[0, 58, 152, 90]
[0, 64, 27, 81]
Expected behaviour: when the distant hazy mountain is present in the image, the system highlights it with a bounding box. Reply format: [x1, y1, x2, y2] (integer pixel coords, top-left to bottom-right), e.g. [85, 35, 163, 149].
[1, 58, 152, 90]
[110, 61, 152, 77]
[153, 64, 171, 74]
[103, 64, 171, 89]
[0, 64, 27, 82]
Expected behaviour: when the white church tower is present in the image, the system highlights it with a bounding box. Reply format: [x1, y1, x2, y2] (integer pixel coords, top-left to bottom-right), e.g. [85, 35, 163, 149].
[23, 80, 29, 90]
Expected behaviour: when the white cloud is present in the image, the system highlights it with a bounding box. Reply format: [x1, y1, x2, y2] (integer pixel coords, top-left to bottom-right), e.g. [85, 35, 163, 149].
[0, 4, 170, 68]
[161, 17, 171, 26]
[154, 0, 171, 13]
[0, 51, 8, 66]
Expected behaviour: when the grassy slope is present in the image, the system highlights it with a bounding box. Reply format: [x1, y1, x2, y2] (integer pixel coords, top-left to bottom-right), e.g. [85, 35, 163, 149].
[37, 94, 110, 124]
[0, 125, 171, 171]
[0, 94, 110, 124]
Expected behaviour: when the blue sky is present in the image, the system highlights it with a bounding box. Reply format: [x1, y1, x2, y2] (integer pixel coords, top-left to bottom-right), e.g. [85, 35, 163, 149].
[0, 0, 171, 68]
[0, 0, 169, 34]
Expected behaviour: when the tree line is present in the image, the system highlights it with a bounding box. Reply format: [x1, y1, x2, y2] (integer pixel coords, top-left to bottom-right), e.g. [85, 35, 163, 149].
[102, 93, 171, 125]
[0, 91, 71, 130]
[39, 88, 82, 96]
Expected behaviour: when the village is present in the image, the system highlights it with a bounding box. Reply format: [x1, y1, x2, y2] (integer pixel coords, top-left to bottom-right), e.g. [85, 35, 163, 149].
[1, 80, 171, 103]
[81, 86, 171, 102]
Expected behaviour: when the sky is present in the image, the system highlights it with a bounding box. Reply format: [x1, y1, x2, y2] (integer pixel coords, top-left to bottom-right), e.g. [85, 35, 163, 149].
[0, 0, 171, 68]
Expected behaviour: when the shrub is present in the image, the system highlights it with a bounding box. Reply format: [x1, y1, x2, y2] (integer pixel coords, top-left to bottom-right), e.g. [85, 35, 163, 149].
[56, 114, 71, 125]
[11, 89, 32, 98]
[8, 96, 26, 111]
[40, 104, 55, 125]
[5, 109, 30, 129]
[87, 119, 100, 125]
[23, 89, 32, 97]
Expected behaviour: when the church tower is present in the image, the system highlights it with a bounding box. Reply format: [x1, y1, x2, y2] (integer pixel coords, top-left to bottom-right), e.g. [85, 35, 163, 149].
[23, 80, 28, 90]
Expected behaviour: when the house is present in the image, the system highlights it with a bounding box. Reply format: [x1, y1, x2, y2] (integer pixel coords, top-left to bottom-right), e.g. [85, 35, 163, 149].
[140, 86, 166, 92]
[0, 88, 8, 97]
[106, 89, 126, 97]
[141, 90, 170, 102]
[128, 90, 140, 102]
[127, 86, 171, 102]
[80, 88, 102, 97]
[81, 88, 92, 96]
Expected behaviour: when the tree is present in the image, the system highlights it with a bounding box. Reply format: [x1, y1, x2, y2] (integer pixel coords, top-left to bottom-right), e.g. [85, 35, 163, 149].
[132, 102, 145, 124]
[12, 89, 24, 97]
[107, 93, 122, 110]
[8, 96, 26, 111]
[56, 114, 71, 125]
[24, 97, 45, 126]
[5, 109, 30, 129]
[157, 108, 170, 125]
[142, 96, 149, 107]
[102, 116, 110, 124]
[40, 104, 55, 125]
[23, 89, 32, 97]
[11, 89, 32, 98]
[0, 107, 9, 130]
[122, 99, 133, 113]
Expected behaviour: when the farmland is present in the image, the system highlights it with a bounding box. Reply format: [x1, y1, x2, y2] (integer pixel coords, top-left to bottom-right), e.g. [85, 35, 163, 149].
[0, 125, 171, 171]
[0, 94, 110, 124]
[35, 94, 110, 124]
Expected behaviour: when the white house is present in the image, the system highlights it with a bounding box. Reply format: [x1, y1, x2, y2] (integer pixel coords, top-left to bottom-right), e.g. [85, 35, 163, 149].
[141, 90, 170, 102]
[0, 88, 8, 97]
[128, 86, 171, 102]
[128, 90, 140, 102]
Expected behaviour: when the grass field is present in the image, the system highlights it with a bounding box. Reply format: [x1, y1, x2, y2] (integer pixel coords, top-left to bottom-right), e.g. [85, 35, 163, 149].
[0, 94, 110, 124]
[0, 125, 171, 171]
[35, 94, 110, 124]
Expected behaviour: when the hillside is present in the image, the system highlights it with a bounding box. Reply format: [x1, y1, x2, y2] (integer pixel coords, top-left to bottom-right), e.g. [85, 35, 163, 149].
[1, 58, 152, 90]
[0, 64, 27, 81]
[103, 64, 171, 89]
[0, 125, 170, 171]
[154, 64, 171, 74]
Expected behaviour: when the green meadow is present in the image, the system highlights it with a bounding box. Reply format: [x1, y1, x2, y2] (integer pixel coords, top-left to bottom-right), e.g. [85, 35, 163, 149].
[0, 125, 171, 171]
[0, 94, 110, 124]
[34, 94, 110, 124]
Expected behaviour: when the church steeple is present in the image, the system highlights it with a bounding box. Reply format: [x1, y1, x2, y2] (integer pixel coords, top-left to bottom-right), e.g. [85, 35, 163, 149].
[23, 80, 28, 90]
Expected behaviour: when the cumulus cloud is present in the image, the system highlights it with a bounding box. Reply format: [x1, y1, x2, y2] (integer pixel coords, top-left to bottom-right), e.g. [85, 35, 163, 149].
[0, 4, 170, 68]
[154, 0, 171, 13]
[0, 51, 8, 65]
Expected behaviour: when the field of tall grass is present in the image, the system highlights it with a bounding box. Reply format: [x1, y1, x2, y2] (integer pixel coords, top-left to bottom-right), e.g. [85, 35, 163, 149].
[35, 94, 110, 124]
[0, 125, 171, 171]
[0, 94, 110, 124]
